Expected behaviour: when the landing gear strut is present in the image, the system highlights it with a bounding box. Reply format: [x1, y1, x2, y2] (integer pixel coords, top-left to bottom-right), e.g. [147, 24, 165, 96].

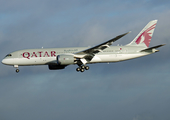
[76, 65, 89, 72]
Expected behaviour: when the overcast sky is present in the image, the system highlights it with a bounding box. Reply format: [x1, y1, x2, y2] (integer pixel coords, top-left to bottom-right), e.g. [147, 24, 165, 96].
[0, 0, 170, 120]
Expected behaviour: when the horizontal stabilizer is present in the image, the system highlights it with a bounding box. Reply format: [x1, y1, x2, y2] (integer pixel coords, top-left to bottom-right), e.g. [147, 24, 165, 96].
[140, 44, 165, 52]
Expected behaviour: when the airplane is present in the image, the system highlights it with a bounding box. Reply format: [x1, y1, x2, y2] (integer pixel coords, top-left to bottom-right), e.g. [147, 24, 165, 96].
[1, 20, 165, 73]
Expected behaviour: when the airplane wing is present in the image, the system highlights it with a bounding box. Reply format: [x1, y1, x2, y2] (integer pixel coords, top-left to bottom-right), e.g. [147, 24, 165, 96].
[74, 31, 130, 62]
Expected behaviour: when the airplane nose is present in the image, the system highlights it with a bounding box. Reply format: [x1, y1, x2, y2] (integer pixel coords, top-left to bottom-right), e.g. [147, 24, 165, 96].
[2, 58, 13, 65]
[2, 59, 5, 64]
[2, 59, 8, 65]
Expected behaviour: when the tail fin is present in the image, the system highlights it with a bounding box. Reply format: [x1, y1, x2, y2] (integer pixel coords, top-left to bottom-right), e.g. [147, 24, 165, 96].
[127, 20, 157, 48]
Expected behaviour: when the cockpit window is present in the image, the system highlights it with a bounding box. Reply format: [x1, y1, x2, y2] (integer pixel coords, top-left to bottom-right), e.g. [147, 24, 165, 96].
[5, 54, 12, 57]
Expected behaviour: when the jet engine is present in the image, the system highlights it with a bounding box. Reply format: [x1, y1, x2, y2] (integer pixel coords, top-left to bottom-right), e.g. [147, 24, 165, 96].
[57, 55, 75, 65]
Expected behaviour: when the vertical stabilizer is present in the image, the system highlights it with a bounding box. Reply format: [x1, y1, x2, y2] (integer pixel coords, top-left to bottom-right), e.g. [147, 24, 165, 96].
[127, 20, 157, 48]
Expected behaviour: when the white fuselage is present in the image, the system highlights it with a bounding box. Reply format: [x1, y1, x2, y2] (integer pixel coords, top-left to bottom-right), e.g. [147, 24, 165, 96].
[2, 46, 152, 66]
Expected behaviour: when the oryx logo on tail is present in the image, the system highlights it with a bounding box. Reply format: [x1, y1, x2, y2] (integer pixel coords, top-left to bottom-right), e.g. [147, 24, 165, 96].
[128, 20, 157, 48]
[135, 23, 156, 47]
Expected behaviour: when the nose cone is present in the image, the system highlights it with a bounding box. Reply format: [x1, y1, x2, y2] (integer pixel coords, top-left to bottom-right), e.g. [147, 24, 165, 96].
[2, 59, 6, 64]
[2, 58, 14, 65]
[2, 59, 10, 65]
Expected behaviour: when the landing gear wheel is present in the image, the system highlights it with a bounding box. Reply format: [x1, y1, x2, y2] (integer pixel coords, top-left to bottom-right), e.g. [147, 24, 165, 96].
[85, 66, 89, 70]
[81, 66, 85, 69]
[76, 67, 81, 72]
[16, 69, 19, 73]
[80, 68, 85, 72]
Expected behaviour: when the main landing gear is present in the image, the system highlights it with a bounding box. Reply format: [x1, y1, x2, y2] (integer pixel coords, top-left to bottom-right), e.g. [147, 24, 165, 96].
[76, 65, 89, 72]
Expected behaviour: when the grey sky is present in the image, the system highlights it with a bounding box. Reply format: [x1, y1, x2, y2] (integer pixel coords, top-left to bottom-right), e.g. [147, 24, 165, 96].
[0, 0, 170, 120]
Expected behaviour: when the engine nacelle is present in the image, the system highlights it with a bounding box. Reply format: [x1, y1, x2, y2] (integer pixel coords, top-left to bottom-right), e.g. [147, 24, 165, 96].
[57, 55, 75, 65]
[48, 65, 66, 70]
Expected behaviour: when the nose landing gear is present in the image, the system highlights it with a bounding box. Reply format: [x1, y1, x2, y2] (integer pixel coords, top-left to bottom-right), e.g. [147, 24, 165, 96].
[14, 65, 19, 73]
